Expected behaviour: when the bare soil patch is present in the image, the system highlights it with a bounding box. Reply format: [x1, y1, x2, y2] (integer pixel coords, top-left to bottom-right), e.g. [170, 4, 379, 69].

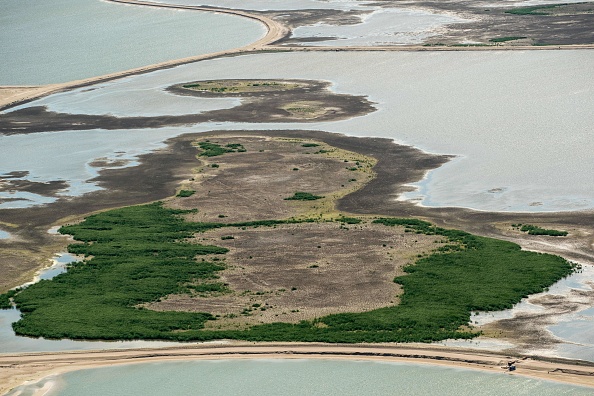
[168, 135, 375, 223]
[149, 222, 440, 328]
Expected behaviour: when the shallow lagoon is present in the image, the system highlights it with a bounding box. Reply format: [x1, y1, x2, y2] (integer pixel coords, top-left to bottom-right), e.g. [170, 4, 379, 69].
[8, 359, 594, 396]
[7, 50, 594, 212]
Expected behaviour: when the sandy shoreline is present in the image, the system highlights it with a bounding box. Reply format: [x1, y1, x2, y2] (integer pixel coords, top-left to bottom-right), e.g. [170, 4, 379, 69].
[2, 343, 594, 395]
[2, 0, 593, 112]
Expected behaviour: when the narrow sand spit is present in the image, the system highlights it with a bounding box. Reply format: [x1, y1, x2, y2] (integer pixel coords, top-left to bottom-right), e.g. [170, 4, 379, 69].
[0, 0, 289, 112]
[2, 0, 594, 111]
[2, 343, 593, 395]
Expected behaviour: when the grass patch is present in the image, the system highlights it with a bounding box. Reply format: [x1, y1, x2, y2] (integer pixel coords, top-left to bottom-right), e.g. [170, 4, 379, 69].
[7, 206, 576, 343]
[0, 289, 17, 309]
[513, 223, 568, 237]
[489, 36, 527, 42]
[284, 192, 324, 201]
[177, 190, 195, 198]
[196, 142, 245, 157]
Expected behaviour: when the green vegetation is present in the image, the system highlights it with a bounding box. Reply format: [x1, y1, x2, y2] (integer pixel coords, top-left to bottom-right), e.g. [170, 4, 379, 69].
[221, 235, 235, 240]
[284, 192, 324, 201]
[489, 36, 527, 42]
[0, 289, 17, 309]
[513, 223, 568, 236]
[7, 205, 575, 343]
[176, 190, 195, 198]
[301, 143, 320, 147]
[197, 142, 245, 157]
[505, 3, 571, 15]
[10, 203, 227, 339]
[182, 80, 300, 94]
[338, 217, 362, 224]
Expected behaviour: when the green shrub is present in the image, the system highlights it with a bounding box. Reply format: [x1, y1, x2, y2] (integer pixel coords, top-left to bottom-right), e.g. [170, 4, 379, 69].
[519, 224, 568, 236]
[284, 192, 324, 201]
[177, 190, 195, 198]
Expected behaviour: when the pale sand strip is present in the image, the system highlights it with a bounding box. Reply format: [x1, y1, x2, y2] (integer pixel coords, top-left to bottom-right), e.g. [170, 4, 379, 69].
[2, 0, 594, 112]
[2, 343, 593, 395]
[0, 0, 289, 112]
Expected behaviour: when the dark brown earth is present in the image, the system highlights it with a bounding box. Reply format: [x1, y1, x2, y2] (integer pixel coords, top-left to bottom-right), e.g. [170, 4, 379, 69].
[0, 80, 375, 135]
[235, 2, 594, 46]
[142, 134, 443, 326]
[150, 222, 439, 329]
[369, 1, 594, 46]
[2, 129, 593, 352]
[0, 129, 444, 291]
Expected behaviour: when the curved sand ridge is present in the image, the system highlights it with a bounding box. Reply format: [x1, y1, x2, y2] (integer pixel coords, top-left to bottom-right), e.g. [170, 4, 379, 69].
[2, 343, 594, 395]
[0, 0, 289, 112]
[2, 0, 594, 111]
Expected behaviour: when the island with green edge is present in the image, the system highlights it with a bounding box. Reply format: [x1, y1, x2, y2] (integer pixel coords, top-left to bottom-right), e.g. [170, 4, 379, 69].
[1, 134, 578, 344]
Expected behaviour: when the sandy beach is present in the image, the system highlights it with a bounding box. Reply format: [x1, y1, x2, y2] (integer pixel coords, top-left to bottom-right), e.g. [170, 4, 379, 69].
[2, 343, 594, 395]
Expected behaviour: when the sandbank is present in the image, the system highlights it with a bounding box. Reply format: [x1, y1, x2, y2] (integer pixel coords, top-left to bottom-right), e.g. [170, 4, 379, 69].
[2, 343, 594, 395]
[2, 0, 593, 112]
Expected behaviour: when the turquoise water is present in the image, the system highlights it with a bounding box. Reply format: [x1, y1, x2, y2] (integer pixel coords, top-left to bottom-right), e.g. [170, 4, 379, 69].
[0, 0, 265, 85]
[9, 359, 592, 396]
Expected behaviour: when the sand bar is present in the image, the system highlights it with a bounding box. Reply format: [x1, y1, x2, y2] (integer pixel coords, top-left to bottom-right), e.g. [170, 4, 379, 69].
[2, 0, 593, 112]
[2, 343, 594, 395]
[0, 0, 289, 112]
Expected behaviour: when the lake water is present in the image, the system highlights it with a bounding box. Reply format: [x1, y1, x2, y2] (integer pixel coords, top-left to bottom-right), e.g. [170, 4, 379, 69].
[6, 50, 593, 212]
[7, 359, 593, 396]
[292, 8, 466, 46]
[0, 0, 265, 85]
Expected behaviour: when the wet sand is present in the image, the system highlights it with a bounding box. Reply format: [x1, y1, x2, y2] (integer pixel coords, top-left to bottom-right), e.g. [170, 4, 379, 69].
[2, 343, 594, 395]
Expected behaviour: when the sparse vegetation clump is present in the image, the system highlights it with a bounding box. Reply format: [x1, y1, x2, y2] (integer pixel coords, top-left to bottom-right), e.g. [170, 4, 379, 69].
[177, 190, 195, 198]
[284, 192, 324, 201]
[505, 3, 568, 15]
[489, 36, 527, 42]
[513, 223, 568, 236]
[0, 289, 17, 309]
[197, 142, 245, 157]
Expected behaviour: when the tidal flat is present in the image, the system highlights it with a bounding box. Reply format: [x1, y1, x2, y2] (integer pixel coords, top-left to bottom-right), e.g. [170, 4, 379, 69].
[4, 50, 593, 212]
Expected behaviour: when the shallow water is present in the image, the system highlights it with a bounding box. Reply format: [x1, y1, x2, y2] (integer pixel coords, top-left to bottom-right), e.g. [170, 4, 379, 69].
[292, 8, 466, 46]
[0, 127, 194, 206]
[8, 50, 593, 212]
[0, 230, 11, 239]
[8, 359, 593, 396]
[0, 0, 265, 85]
[472, 264, 594, 362]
